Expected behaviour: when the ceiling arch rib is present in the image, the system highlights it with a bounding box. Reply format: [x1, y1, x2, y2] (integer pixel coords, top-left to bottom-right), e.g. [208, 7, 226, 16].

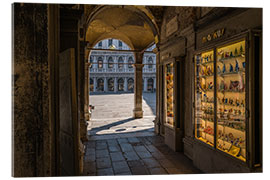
[85, 5, 157, 51]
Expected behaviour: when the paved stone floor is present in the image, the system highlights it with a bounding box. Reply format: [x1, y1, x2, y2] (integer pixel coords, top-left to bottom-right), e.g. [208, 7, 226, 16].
[83, 136, 202, 176]
[88, 93, 156, 140]
[84, 93, 202, 176]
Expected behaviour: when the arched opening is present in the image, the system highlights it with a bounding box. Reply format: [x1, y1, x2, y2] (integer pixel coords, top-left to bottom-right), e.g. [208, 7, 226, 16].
[97, 78, 104, 92]
[147, 78, 154, 92]
[148, 56, 153, 69]
[108, 78, 114, 91]
[118, 78, 124, 91]
[97, 57, 103, 69]
[108, 56, 114, 69]
[128, 57, 134, 69]
[128, 78, 134, 91]
[89, 78, 94, 92]
[118, 56, 124, 69]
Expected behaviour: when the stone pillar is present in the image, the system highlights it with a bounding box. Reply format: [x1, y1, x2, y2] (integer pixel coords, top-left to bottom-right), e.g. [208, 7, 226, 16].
[93, 77, 97, 92]
[124, 77, 128, 92]
[144, 77, 148, 92]
[114, 77, 118, 92]
[104, 77, 108, 92]
[133, 52, 144, 118]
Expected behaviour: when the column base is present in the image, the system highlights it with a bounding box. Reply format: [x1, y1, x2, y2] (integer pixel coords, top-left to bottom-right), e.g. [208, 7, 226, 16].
[133, 109, 143, 118]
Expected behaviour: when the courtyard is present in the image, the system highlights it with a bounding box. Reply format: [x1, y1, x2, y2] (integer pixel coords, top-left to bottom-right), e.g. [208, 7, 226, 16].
[84, 92, 201, 175]
[88, 92, 156, 140]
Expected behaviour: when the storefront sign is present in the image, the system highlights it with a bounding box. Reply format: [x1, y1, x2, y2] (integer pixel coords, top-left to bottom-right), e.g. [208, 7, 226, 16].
[166, 16, 178, 37]
[202, 28, 225, 43]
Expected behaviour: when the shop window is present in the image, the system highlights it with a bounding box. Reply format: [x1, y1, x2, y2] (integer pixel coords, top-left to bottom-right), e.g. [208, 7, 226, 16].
[194, 39, 247, 161]
[165, 62, 174, 126]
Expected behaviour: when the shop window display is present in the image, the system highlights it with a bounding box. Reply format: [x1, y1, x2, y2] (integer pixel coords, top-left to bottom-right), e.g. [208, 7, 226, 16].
[165, 63, 174, 126]
[194, 40, 247, 161]
[195, 50, 214, 146]
[216, 40, 246, 161]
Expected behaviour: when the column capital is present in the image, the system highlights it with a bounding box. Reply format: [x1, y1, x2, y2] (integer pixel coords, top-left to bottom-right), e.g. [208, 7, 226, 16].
[133, 64, 144, 68]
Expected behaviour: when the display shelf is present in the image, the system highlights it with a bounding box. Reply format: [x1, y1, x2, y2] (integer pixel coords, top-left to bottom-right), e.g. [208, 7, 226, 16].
[218, 55, 245, 62]
[165, 62, 174, 127]
[218, 70, 245, 77]
[198, 61, 215, 66]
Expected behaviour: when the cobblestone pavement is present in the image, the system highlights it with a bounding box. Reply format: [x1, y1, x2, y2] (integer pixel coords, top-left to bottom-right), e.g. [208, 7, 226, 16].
[88, 93, 156, 140]
[84, 93, 202, 176]
[83, 136, 202, 176]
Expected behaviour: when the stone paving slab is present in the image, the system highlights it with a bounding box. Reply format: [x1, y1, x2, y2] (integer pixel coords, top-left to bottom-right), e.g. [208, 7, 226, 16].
[83, 135, 202, 176]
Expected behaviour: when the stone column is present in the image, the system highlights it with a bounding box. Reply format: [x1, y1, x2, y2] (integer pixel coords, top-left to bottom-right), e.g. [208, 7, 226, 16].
[124, 77, 128, 92]
[104, 77, 108, 92]
[114, 77, 118, 92]
[133, 52, 144, 118]
[93, 77, 97, 92]
[144, 77, 148, 92]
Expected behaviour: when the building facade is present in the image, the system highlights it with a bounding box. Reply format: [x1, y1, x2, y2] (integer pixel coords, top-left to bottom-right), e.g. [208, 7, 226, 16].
[89, 39, 156, 93]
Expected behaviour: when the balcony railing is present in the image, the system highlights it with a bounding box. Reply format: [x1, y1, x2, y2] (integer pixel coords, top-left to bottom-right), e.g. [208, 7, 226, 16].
[90, 67, 156, 73]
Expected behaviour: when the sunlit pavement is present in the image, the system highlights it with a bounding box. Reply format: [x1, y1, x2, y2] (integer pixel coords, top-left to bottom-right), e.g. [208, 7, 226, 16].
[88, 93, 156, 140]
[84, 93, 202, 176]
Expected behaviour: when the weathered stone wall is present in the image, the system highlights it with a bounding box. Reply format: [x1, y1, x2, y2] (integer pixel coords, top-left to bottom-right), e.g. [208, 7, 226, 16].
[158, 6, 262, 173]
[13, 3, 51, 177]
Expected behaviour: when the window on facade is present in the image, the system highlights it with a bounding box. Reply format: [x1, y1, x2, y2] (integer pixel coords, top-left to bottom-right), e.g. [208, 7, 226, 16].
[128, 78, 134, 91]
[118, 40, 122, 48]
[98, 57, 103, 69]
[98, 41, 102, 48]
[90, 56, 93, 68]
[128, 57, 133, 68]
[108, 57, 114, 68]
[118, 57, 124, 69]
[148, 57, 153, 69]
[147, 78, 154, 91]
[118, 78, 124, 91]
[97, 78, 104, 91]
[90, 78, 93, 92]
[108, 78, 114, 91]
[108, 39, 113, 46]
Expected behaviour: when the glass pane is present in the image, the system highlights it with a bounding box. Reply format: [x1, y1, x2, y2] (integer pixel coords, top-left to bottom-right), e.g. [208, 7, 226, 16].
[216, 40, 246, 161]
[165, 63, 174, 126]
[195, 50, 214, 146]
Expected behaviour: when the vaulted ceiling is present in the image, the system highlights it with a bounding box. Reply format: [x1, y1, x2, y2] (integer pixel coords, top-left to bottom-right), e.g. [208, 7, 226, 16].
[85, 5, 164, 51]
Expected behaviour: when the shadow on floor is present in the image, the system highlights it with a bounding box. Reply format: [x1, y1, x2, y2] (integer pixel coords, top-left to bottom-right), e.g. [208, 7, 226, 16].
[142, 92, 156, 116]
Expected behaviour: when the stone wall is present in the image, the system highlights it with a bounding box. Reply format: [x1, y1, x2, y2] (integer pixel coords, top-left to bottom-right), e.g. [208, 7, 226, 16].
[13, 3, 51, 177]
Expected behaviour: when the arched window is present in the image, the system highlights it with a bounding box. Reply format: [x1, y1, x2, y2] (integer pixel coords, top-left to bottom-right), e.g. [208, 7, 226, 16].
[108, 78, 114, 91]
[97, 78, 104, 91]
[118, 78, 124, 91]
[90, 56, 93, 69]
[108, 57, 114, 69]
[128, 78, 134, 91]
[128, 57, 133, 68]
[148, 57, 153, 69]
[118, 57, 124, 69]
[147, 78, 154, 91]
[89, 78, 93, 92]
[98, 57, 103, 69]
